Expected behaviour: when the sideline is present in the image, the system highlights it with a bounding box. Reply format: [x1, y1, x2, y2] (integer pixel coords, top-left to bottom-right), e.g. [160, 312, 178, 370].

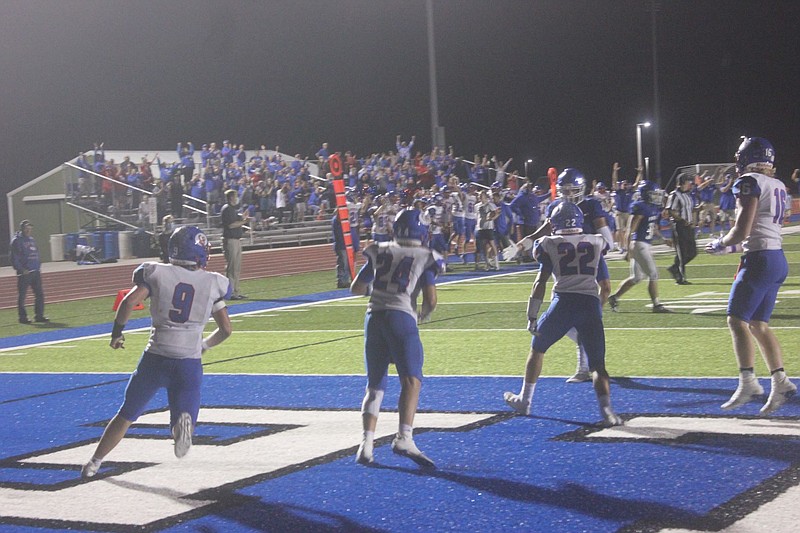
[0, 265, 530, 352]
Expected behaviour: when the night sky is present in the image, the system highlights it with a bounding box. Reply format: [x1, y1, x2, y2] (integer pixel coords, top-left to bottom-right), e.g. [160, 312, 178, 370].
[2, 0, 799, 250]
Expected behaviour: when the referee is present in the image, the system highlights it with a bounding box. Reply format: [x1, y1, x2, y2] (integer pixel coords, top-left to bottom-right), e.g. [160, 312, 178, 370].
[667, 175, 697, 284]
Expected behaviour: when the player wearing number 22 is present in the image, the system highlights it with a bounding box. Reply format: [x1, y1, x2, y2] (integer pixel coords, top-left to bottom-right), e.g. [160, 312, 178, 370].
[81, 226, 233, 479]
[351, 208, 444, 468]
[504, 201, 624, 427]
[706, 137, 796, 415]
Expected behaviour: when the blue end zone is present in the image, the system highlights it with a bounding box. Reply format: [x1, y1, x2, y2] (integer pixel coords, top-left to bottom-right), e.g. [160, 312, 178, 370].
[1, 374, 799, 532]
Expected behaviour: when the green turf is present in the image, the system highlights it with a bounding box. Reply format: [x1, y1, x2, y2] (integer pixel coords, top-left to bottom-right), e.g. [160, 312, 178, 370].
[2, 235, 799, 378]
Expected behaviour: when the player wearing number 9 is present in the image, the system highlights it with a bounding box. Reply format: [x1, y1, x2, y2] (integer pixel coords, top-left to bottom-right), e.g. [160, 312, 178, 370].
[350, 208, 444, 468]
[503, 201, 624, 427]
[81, 226, 233, 479]
[707, 137, 797, 416]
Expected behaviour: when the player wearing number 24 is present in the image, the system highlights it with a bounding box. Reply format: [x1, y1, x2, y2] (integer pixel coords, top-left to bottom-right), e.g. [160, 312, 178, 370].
[81, 226, 233, 479]
[351, 208, 444, 468]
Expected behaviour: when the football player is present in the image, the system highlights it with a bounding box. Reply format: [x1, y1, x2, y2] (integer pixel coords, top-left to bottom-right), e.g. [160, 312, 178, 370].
[351, 209, 443, 468]
[426, 194, 449, 262]
[503, 201, 623, 427]
[81, 226, 232, 479]
[515, 168, 614, 383]
[607, 181, 672, 313]
[463, 183, 479, 257]
[446, 177, 467, 263]
[370, 195, 393, 243]
[706, 137, 796, 415]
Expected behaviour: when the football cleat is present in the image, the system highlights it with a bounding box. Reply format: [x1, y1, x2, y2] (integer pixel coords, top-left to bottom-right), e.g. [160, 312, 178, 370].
[760, 378, 797, 416]
[721, 379, 764, 410]
[503, 391, 531, 415]
[355, 439, 374, 465]
[599, 407, 624, 427]
[652, 304, 673, 313]
[81, 459, 101, 479]
[566, 370, 592, 384]
[608, 295, 619, 312]
[391, 434, 436, 469]
[173, 412, 193, 458]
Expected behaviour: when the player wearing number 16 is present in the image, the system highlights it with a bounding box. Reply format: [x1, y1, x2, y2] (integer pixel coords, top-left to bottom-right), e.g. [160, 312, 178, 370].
[705, 137, 796, 415]
[351, 208, 444, 468]
[503, 201, 624, 427]
[81, 226, 233, 479]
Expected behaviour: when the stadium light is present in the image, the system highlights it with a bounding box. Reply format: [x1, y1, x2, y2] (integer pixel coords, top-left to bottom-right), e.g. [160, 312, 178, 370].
[636, 122, 651, 174]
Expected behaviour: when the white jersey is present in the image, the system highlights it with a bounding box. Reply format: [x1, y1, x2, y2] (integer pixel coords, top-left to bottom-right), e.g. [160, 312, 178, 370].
[734, 172, 785, 252]
[133, 262, 230, 359]
[477, 201, 497, 230]
[533, 233, 607, 298]
[372, 208, 393, 238]
[428, 205, 445, 235]
[347, 201, 361, 229]
[464, 193, 478, 220]
[362, 242, 442, 319]
[449, 192, 465, 218]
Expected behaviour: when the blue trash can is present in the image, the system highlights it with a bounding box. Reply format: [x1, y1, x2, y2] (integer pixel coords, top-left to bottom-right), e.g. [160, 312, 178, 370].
[104, 232, 120, 259]
[91, 232, 103, 251]
[65, 233, 78, 258]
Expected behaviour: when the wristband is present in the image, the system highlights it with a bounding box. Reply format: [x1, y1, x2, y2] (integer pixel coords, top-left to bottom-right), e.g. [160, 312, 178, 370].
[202, 340, 210, 351]
[527, 297, 543, 321]
[111, 321, 125, 338]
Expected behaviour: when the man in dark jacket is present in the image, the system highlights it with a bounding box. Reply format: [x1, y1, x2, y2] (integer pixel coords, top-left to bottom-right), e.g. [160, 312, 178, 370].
[10, 220, 48, 324]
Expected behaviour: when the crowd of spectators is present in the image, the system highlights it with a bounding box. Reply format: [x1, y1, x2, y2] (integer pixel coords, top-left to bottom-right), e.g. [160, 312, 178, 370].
[70, 138, 798, 264]
[71, 136, 527, 232]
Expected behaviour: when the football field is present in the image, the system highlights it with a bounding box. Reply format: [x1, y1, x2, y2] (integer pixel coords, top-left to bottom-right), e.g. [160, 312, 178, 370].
[2, 235, 800, 532]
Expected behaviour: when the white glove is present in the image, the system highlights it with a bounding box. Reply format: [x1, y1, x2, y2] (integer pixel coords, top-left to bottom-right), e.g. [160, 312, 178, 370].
[706, 238, 734, 255]
[502, 242, 519, 261]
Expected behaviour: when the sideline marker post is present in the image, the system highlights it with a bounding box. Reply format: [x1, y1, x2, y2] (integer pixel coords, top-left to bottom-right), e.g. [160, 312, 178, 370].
[330, 154, 355, 280]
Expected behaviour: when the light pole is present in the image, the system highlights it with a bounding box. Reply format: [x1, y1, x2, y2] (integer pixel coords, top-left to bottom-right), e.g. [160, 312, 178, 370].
[636, 122, 651, 174]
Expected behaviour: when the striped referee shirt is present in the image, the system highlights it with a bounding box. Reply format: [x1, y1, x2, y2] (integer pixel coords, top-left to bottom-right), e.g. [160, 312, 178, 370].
[668, 189, 693, 223]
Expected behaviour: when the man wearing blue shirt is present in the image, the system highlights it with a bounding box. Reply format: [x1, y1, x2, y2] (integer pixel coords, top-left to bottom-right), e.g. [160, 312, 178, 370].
[10, 220, 48, 324]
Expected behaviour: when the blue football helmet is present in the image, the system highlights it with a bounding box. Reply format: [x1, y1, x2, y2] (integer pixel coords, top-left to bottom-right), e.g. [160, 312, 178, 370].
[393, 208, 428, 244]
[550, 201, 584, 235]
[735, 137, 775, 173]
[636, 180, 665, 205]
[556, 168, 587, 202]
[169, 226, 209, 267]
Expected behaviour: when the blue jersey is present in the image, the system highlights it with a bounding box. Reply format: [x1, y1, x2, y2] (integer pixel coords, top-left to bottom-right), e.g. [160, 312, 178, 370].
[613, 188, 634, 213]
[630, 201, 662, 243]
